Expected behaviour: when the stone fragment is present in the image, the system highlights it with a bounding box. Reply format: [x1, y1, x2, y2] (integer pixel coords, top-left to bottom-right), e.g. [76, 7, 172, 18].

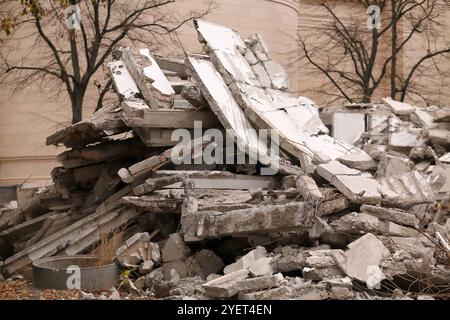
[383, 97, 415, 115]
[145, 267, 164, 289]
[317, 161, 382, 204]
[330, 212, 421, 237]
[139, 260, 155, 275]
[332, 233, 389, 285]
[239, 285, 292, 300]
[376, 153, 413, 178]
[115, 232, 151, 267]
[360, 204, 419, 227]
[224, 246, 267, 274]
[338, 152, 377, 171]
[202, 270, 282, 298]
[248, 257, 274, 277]
[162, 233, 191, 262]
[163, 261, 188, 280]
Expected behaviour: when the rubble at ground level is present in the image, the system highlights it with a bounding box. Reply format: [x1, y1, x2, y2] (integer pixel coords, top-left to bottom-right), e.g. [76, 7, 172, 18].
[0, 20, 449, 300]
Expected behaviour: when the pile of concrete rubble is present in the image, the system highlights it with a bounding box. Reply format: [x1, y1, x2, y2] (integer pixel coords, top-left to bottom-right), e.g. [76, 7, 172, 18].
[0, 20, 449, 300]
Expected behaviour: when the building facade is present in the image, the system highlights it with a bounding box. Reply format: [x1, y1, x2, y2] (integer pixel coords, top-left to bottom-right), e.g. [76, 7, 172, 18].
[0, 0, 449, 185]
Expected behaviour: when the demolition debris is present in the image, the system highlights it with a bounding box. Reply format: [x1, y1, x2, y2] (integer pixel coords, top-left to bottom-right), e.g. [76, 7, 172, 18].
[0, 20, 449, 300]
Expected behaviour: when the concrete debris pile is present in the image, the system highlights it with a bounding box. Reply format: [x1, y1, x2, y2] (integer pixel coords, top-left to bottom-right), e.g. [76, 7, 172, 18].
[0, 20, 449, 300]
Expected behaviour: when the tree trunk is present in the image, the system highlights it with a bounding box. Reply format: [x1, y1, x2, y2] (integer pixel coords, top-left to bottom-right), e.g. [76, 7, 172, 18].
[390, 0, 397, 100]
[71, 88, 85, 124]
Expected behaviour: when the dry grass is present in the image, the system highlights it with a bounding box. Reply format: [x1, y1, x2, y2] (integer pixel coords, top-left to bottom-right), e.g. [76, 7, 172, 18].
[90, 229, 125, 267]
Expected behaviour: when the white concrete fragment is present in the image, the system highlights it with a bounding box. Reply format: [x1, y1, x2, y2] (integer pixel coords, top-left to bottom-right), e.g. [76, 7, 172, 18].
[338, 152, 377, 171]
[379, 170, 437, 207]
[332, 233, 389, 284]
[224, 246, 267, 274]
[376, 153, 414, 178]
[332, 113, 365, 145]
[108, 60, 140, 99]
[413, 108, 434, 127]
[139, 49, 176, 96]
[383, 97, 415, 115]
[317, 161, 382, 204]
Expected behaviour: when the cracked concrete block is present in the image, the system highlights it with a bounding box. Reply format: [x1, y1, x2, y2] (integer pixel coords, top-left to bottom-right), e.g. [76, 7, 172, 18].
[248, 257, 274, 277]
[121, 47, 175, 108]
[203, 270, 282, 298]
[224, 246, 267, 274]
[162, 233, 191, 262]
[115, 232, 151, 267]
[383, 97, 415, 115]
[182, 200, 347, 242]
[413, 108, 434, 127]
[379, 170, 437, 208]
[360, 204, 419, 227]
[244, 49, 258, 65]
[332, 233, 389, 284]
[338, 152, 377, 171]
[262, 60, 289, 91]
[202, 269, 250, 298]
[317, 161, 382, 205]
[376, 153, 414, 178]
[389, 121, 426, 148]
[332, 112, 366, 145]
[139, 260, 155, 275]
[330, 212, 421, 237]
[252, 63, 272, 88]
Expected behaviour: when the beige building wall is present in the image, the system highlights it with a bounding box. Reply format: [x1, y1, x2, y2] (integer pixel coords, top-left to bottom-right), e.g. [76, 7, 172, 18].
[0, 0, 300, 185]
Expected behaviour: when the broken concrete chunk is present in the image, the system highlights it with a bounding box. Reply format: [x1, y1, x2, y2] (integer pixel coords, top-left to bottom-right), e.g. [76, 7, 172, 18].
[162, 233, 191, 262]
[262, 60, 289, 91]
[296, 174, 324, 202]
[108, 60, 140, 99]
[182, 198, 347, 242]
[330, 212, 421, 237]
[383, 97, 415, 115]
[239, 285, 292, 300]
[115, 232, 151, 267]
[376, 152, 414, 178]
[191, 249, 225, 279]
[201, 269, 250, 298]
[317, 161, 382, 205]
[379, 170, 438, 208]
[224, 246, 267, 274]
[139, 260, 155, 275]
[145, 267, 164, 289]
[163, 260, 189, 280]
[202, 270, 281, 298]
[149, 242, 161, 264]
[413, 108, 434, 127]
[332, 233, 389, 285]
[338, 152, 377, 171]
[360, 204, 419, 228]
[252, 63, 272, 88]
[121, 47, 175, 108]
[248, 257, 274, 277]
[438, 152, 450, 163]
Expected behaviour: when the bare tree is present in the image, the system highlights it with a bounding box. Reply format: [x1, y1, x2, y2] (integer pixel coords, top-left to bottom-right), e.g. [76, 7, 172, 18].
[297, 0, 450, 105]
[0, 0, 212, 123]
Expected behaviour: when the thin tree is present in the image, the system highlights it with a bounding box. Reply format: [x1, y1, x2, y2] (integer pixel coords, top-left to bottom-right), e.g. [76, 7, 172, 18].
[0, 0, 212, 123]
[297, 0, 450, 104]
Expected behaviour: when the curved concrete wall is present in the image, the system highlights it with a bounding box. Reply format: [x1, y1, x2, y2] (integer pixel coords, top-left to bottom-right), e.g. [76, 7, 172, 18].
[0, 0, 300, 185]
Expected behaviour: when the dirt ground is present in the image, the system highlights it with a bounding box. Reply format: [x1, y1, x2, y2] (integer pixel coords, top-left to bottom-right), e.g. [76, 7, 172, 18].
[0, 279, 150, 300]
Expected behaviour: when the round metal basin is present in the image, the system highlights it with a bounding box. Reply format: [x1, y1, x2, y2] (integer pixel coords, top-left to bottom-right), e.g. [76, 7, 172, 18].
[32, 255, 119, 290]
